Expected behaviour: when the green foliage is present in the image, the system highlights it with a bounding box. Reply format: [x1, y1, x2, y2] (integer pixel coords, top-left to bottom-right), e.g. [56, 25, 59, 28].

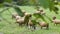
[34, 6, 40, 10]
[4, 0, 12, 3]
[39, 0, 49, 8]
[48, 0, 59, 14]
[49, 0, 55, 11]
[31, 19, 38, 25]
[14, 7, 24, 17]
[33, 13, 47, 22]
[17, 0, 29, 5]
[28, 0, 38, 5]
[53, 6, 59, 14]
[0, 0, 4, 3]
[0, 4, 4, 7]
[0, 6, 60, 34]
[58, 2, 60, 5]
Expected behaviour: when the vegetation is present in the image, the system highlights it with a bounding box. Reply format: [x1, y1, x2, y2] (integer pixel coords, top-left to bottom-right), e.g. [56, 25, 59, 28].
[0, 0, 60, 34]
[0, 6, 60, 34]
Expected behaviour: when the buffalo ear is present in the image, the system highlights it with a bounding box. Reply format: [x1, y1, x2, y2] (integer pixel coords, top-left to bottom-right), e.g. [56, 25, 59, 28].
[29, 15, 32, 17]
[53, 16, 56, 20]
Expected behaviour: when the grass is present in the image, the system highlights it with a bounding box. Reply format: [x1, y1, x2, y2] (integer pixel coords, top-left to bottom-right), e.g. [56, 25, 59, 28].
[0, 6, 60, 34]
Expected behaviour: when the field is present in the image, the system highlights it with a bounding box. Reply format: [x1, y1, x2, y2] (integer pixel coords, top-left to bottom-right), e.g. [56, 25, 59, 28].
[0, 6, 60, 34]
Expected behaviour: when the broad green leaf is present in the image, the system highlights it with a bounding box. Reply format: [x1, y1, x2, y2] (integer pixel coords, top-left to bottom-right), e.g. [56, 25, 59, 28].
[14, 7, 24, 17]
[33, 13, 47, 22]
[53, 6, 59, 14]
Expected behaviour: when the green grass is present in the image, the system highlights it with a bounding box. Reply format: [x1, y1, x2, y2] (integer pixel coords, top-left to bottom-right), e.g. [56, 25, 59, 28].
[0, 6, 60, 34]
